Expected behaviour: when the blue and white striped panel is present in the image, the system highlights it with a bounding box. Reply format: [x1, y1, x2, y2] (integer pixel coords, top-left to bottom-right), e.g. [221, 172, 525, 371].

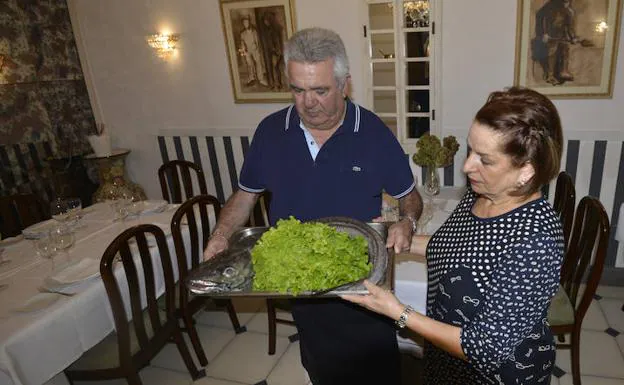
[158, 134, 624, 269]
[157, 135, 250, 205]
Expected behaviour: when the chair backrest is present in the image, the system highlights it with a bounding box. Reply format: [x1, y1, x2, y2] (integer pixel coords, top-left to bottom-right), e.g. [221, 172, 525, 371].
[553, 171, 576, 248]
[0, 193, 48, 238]
[559, 196, 610, 323]
[171, 194, 221, 277]
[247, 191, 271, 227]
[100, 224, 177, 363]
[158, 160, 208, 204]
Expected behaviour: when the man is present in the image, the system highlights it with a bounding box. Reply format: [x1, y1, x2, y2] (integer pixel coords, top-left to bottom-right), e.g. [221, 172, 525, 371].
[205, 27, 422, 385]
[533, 0, 578, 85]
[259, 11, 284, 90]
[239, 15, 268, 87]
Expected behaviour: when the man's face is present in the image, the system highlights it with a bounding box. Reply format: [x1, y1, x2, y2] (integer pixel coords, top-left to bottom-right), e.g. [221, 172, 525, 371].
[242, 19, 249, 28]
[287, 59, 348, 131]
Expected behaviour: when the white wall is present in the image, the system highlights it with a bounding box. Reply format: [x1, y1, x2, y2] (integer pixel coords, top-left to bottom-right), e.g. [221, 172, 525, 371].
[69, 0, 624, 199]
[440, 0, 624, 138]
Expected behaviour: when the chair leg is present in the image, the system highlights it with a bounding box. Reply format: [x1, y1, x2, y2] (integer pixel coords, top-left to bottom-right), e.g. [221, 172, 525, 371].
[224, 299, 245, 333]
[126, 372, 143, 385]
[571, 328, 582, 385]
[63, 372, 75, 385]
[267, 299, 277, 355]
[183, 313, 209, 367]
[173, 328, 205, 380]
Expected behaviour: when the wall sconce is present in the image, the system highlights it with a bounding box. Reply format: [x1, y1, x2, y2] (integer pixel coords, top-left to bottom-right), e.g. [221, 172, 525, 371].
[595, 21, 608, 33]
[146, 33, 180, 59]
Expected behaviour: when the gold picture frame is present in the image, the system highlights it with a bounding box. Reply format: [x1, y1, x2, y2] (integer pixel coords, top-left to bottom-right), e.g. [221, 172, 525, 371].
[514, 0, 622, 98]
[220, 0, 296, 103]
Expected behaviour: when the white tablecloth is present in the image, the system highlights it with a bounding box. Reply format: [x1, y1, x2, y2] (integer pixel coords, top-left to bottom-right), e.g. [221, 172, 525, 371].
[0, 202, 204, 385]
[394, 186, 466, 355]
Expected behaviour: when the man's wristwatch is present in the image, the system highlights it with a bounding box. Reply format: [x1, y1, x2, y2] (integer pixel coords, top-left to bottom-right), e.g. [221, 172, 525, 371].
[400, 215, 418, 234]
[395, 305, 414, 329]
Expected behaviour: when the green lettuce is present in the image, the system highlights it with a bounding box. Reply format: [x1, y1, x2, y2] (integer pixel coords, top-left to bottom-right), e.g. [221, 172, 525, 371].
[251, 217, 371, 295]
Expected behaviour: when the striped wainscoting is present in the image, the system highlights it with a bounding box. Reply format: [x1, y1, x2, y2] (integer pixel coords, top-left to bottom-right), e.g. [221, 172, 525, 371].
[158, 132, 624, 273]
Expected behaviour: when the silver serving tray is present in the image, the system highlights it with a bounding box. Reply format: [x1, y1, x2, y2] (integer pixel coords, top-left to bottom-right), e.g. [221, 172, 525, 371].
[186, 217, 392, 297]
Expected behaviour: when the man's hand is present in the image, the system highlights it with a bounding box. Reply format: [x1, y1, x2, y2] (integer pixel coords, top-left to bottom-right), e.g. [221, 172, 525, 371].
[201, 190, 260, 261]
[203, 234, 228, 261]
[386, 219, 412, 253]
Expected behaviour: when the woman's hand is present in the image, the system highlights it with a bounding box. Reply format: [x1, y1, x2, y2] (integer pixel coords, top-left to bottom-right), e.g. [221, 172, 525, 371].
[340, 280, 405, 321]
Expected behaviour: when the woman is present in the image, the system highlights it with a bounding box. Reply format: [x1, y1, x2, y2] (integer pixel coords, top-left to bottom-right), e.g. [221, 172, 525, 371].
[343, 87, 564, 384]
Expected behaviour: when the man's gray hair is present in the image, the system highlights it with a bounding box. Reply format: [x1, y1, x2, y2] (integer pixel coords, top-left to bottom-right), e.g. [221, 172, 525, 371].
[284, 27, 350, 88]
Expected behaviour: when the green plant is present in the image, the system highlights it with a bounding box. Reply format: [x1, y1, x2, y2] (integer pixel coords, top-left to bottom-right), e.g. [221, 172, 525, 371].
[412, 133, 459, 168]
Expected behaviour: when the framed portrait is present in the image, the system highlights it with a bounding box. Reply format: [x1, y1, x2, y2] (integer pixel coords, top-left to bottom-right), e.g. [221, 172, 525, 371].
[220, 0, 296, 103]
[514, 0, 622, 98]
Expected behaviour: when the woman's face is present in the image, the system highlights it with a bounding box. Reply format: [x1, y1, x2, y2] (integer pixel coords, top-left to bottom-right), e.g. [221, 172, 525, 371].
[463, 122, 533, 200]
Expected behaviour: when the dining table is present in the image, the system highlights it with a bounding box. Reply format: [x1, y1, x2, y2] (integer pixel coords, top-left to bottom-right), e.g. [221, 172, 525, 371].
[0, 200, 201, 385]
[0, 186, 465, 384]
[393, 186, 467, 356]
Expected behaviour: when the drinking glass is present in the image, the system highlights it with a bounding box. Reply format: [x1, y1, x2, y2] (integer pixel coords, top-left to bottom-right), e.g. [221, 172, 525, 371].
[50, 223, 75, 258]
[33, 231, 57, 259]
[67, 197, 82, 217]
[110, 199, 131, 221]
[127, 200, 144, 226]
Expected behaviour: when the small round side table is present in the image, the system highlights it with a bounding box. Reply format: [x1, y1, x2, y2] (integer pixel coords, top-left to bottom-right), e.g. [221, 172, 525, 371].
[84, 148, 147, 203]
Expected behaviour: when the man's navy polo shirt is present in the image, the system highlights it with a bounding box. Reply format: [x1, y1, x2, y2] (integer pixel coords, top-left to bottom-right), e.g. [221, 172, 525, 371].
[239, 99, 415, 225]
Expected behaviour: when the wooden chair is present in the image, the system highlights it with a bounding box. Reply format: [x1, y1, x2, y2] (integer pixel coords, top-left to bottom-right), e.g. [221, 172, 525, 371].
[553, 171, 576, 249]
[158, 160, 208, 204]
[248, 191, 298, 355]
[0, 193, 48, 238]
[65, 224, 204, 384]
[170, 195, 244, 366]
[246, 190, 271, 227]
[547, 196, 610, 385]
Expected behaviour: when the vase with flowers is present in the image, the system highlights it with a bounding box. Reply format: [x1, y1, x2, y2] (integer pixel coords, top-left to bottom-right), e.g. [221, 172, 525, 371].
[412, 133, 460, 197]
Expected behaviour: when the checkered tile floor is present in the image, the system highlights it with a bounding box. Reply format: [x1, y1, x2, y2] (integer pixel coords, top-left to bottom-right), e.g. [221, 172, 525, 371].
[44, 285, 624, 385]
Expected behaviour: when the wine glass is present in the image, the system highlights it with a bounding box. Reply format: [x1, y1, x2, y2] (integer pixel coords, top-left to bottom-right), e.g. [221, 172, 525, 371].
[33, 231, 58, 260]
[109, 198, 130, 222]
[50, 199, 70, 223]
[127, 199, 144, 226]
[50, 223, 75, 266]
[66, 197, 82, 216]
[66, 198, 83, 227]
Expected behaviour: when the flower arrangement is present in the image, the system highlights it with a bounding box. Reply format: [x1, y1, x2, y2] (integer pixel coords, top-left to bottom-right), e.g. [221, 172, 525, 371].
[412, 133, 460, 169]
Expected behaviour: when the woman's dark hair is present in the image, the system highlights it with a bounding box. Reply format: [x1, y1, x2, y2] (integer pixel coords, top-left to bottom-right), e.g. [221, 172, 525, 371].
[475, 86, 563, 196]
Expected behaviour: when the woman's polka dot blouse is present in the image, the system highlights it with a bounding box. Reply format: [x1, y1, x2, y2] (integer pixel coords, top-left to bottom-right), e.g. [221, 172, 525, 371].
[423, 189, 564, 384]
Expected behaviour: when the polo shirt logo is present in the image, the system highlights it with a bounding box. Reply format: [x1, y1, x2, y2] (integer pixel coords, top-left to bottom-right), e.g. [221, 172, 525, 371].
[352, 166, 362, 172]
